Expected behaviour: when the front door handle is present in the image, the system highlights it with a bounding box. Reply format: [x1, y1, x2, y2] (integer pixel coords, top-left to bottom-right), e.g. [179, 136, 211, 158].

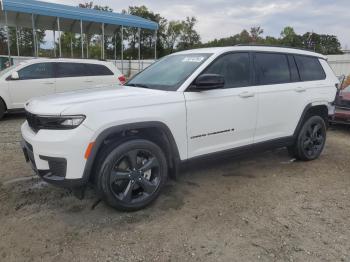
[84, 80, 94, 83]
[43, 82, 55, 85]
[239, 91, 255, 98]
[295, 87, 306, 93]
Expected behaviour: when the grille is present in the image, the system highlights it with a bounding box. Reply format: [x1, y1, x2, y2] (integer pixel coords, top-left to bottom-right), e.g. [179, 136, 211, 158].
[48, 159, 67, 178]
[25, 111, 40, 133]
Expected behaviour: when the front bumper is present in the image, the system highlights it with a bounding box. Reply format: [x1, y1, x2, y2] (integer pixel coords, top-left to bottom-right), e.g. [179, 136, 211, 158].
[21, 121, 95, 188]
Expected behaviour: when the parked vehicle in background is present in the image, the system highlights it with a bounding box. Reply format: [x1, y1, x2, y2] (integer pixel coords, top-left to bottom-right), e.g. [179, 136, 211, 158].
[0, 58, 126, 119]
[331, 86, 350, 124]
[21, 46, 338, 211]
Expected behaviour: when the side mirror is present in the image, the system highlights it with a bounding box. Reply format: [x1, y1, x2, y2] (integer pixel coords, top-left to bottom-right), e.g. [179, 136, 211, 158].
[194, 74, 225, 90]
[11, 71, 19, 80]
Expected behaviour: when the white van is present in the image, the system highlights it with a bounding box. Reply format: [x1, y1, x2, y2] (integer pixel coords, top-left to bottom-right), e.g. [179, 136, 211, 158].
[0, 58, 125, 119]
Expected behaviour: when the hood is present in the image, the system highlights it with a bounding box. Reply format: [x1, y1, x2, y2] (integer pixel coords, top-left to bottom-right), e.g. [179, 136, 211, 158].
[25, 85, 174, 115]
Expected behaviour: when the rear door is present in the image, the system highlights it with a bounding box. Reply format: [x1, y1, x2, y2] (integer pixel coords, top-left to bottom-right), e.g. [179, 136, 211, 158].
[55, 62, 116, 93]
[294, 55, 332, 106]
[253, 52, 307, 143]
[185, 52, 258, 158]
[55, 62, 95, 93]
[8, 62, 55, 108]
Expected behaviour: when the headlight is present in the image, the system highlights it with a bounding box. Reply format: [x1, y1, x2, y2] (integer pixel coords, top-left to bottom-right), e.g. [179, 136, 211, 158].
[37, 115, 86, 130]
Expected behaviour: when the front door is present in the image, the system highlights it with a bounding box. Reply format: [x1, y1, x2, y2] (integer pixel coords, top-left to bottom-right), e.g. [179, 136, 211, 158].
[184, 52, 258, 158]
[8, 62, 55, 108]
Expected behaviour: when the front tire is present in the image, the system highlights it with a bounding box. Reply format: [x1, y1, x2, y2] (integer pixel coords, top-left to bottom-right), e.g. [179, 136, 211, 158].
[96, 139, 168, 211]
[0, 99, 5, 120]
[288, 116, 327, 161]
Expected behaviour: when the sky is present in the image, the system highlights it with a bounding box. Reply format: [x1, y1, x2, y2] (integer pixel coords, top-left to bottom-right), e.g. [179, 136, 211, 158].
[45, 0, 350, 49]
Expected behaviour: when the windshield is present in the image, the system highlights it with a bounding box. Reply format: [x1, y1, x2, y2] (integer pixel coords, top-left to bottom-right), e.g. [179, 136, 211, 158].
[0, 65, 15, 77]
[126, 53, 212, 91]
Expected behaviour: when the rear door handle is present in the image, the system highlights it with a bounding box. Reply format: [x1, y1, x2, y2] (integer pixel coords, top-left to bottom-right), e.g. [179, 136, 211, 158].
[43, 82, 55, 85]
[295, 87, 306, 93]
[239, 91, 255, 98]
[84, 80, 94, 83]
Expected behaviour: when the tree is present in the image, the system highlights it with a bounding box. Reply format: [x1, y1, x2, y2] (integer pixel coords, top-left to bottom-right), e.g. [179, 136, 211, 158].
[0, 28, 7, 55]
[238, 30, 251, 44]
[280, 26, 302, 47]
[197, 26, 342, 55]
[177, 17, 201, 50]
[164, 21, 183, 53]
[76, 2, 114, 59]
[10, 28, 46, 56]
[264, 36, 280, 46]
[250, 26, 264, 43]
[122, 6, 168, 59]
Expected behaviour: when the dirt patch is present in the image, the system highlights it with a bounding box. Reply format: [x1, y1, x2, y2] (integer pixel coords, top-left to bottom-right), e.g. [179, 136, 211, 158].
[0, 115, 350, 261]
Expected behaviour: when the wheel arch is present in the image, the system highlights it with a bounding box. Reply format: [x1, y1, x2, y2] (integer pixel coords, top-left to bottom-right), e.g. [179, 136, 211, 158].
[0, 96, 8, 111]
[83, 121, 181, 183]
[293, 103, 329, 138]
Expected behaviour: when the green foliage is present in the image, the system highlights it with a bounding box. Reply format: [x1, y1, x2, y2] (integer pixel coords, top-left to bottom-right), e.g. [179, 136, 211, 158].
[7, 27, 46, 56]
[122, 6, 168, 59]
[250, 26, 264, 43]
[0, 28, 7, 55]
[164, 21, 183, 53]
[177, 17, 201, 50]
[201, 26, 343, 55]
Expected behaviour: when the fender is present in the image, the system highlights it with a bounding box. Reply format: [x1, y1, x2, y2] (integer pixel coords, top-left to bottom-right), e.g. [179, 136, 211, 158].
[0, 91, 11, 111]
[81, 121, 181, 182]
[293, 102, 329, 138]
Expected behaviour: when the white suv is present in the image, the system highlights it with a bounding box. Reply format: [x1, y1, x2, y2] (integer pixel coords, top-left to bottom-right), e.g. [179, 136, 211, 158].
[21, 46, 338, 211]
[0, 58, 125, 119]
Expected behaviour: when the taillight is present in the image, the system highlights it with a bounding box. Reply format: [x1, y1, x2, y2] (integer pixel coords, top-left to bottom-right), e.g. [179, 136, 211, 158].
[118, 75, 126, 85]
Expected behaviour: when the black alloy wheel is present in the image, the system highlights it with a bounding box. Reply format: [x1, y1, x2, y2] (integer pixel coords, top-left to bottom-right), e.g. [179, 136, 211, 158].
[109, 149, 161, 204]
[97, 139, 168, 211]
[301, 121, 325, 158]
[291, 115, 327, 161]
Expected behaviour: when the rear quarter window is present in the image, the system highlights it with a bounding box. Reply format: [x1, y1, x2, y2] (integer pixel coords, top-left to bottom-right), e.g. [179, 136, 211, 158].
[294, 55, 326, 81]
[85, 64, 114, 76]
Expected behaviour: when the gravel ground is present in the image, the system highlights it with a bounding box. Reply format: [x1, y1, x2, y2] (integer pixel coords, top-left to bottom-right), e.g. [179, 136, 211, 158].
[0, 113, 350, 262]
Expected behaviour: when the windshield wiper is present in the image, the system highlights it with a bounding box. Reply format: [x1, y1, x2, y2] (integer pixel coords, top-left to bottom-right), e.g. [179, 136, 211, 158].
[127, 83, 150, 89]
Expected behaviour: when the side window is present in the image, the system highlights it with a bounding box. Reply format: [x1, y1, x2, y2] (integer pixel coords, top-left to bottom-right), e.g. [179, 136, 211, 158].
[18, 63, 54, 80]
[56, 63, 88, 78]
[255, 53, 290, 85]
[294, 55, 326, 81]
[86, 64, 114, 76]
[204, 53, 251, 88]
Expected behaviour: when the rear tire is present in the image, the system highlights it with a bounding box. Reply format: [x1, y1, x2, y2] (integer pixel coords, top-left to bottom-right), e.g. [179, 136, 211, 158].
[0, 99, 5, 120]
[288, 116, 327, 161]
[96, 139, 168, 211]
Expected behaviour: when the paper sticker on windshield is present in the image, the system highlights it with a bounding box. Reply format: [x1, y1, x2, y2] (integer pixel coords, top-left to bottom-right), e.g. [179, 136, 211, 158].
[182, 57, 205, 63]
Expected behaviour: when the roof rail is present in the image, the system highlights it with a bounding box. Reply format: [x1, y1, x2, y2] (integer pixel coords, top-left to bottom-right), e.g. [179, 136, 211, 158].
[235, 44, 321, 54]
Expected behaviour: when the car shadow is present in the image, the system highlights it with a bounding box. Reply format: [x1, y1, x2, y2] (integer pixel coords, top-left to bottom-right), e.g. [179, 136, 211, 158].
[329, 123, 350, 132]
[2, 112, 25, 121]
